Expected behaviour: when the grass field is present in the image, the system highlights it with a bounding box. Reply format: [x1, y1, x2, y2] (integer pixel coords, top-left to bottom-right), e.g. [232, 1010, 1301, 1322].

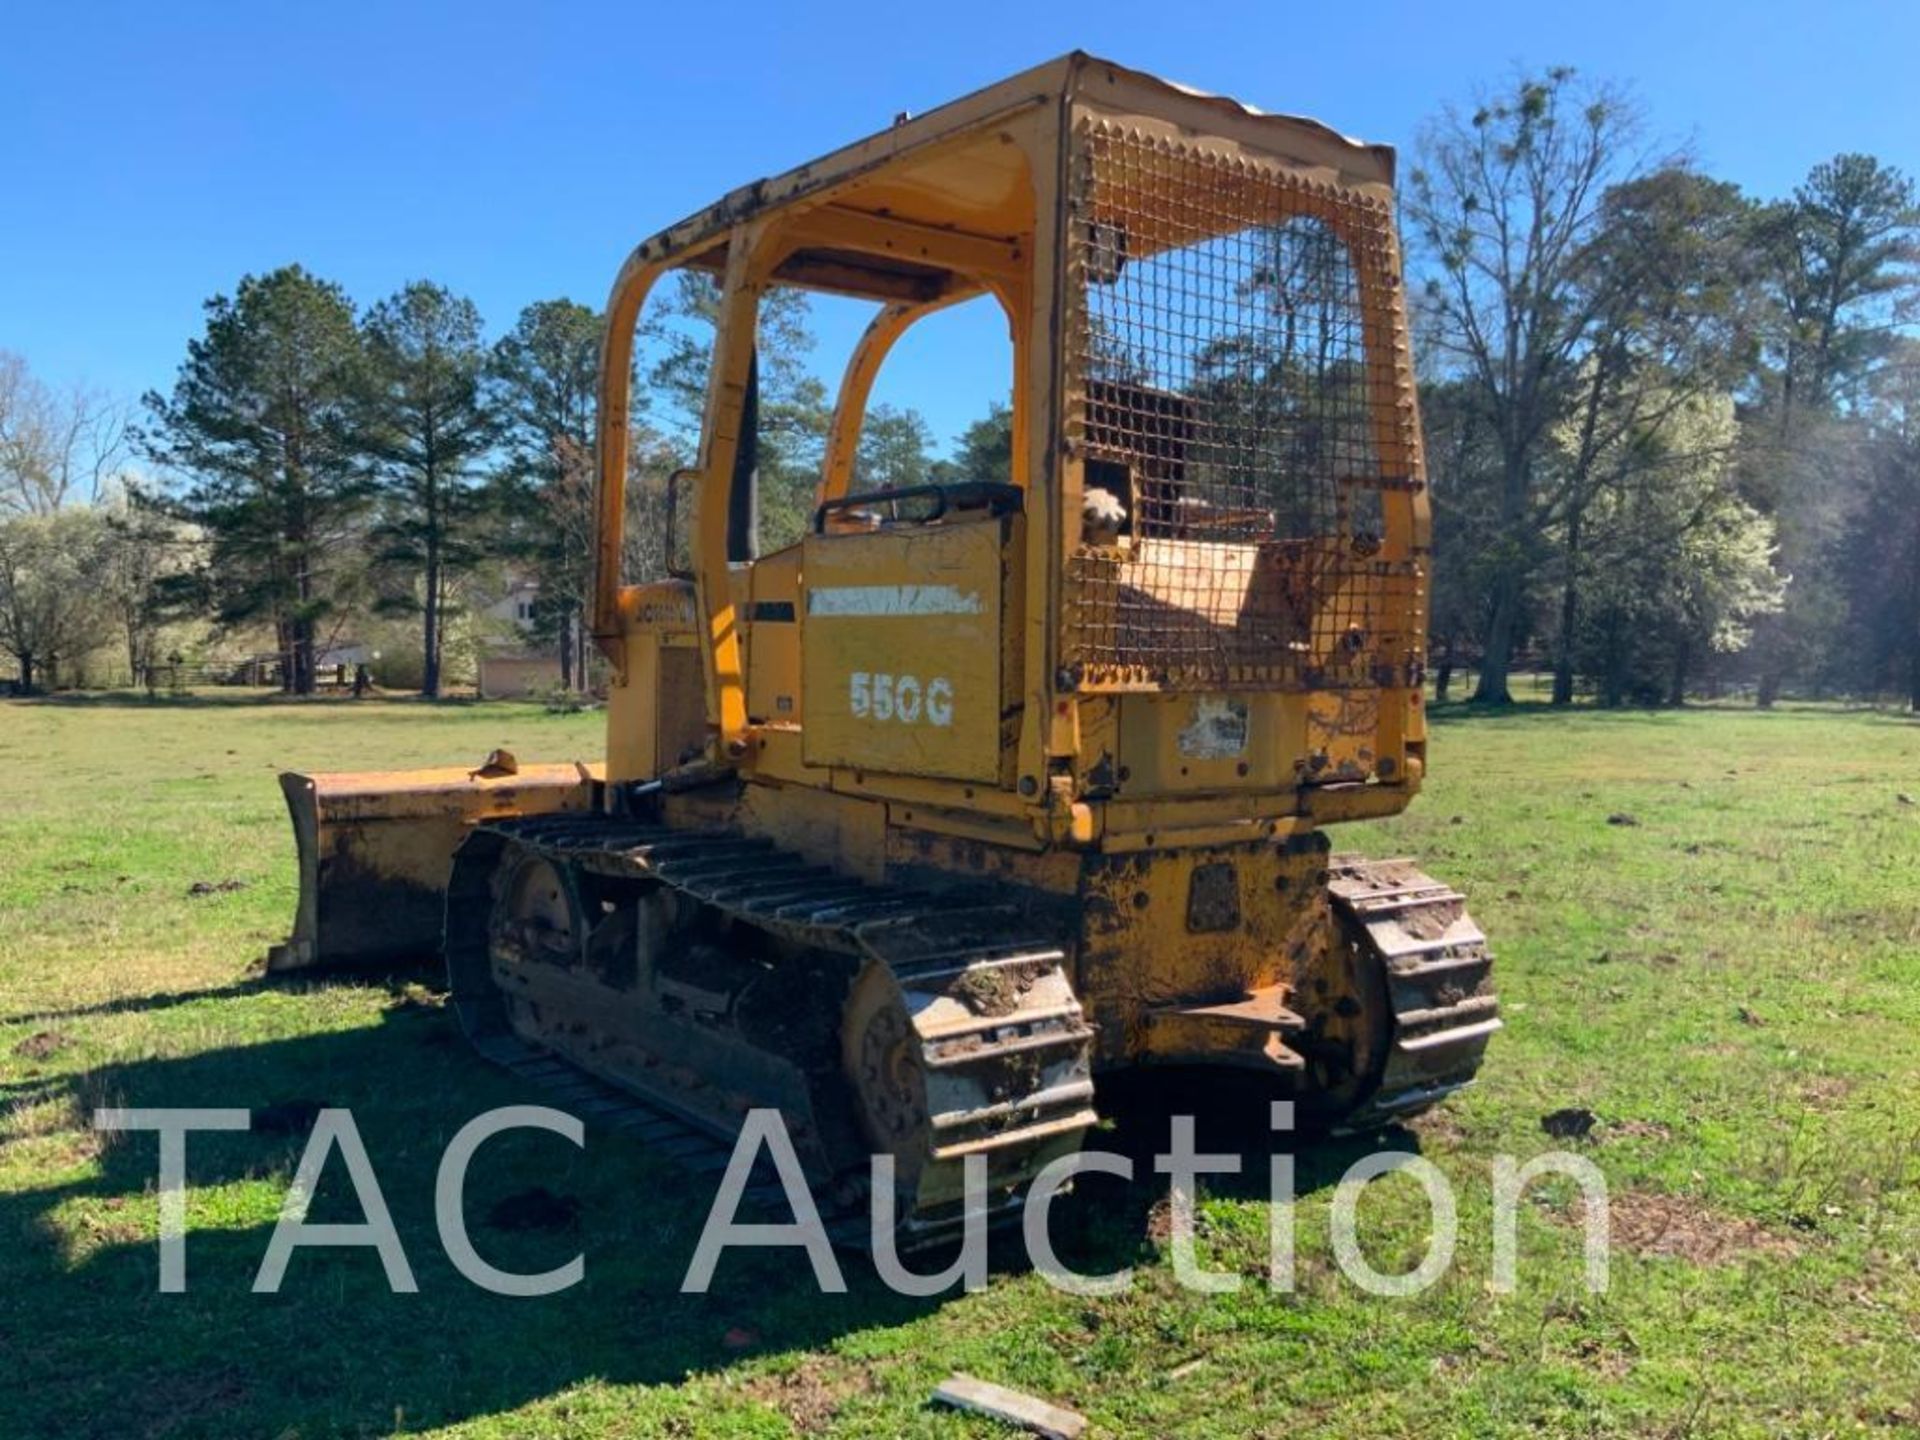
[1, 692, 1917, 1439]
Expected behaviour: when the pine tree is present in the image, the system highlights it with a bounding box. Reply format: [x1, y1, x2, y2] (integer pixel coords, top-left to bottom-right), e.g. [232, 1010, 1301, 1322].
[854, 403, 935, 490]
[358, 282, 497, 697]
[491, 299, 602, 689]
[140, 266, 368, 695]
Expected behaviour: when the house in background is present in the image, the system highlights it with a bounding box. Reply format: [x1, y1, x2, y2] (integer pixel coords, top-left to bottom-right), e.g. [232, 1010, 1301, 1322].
[475, 576, 563, 699]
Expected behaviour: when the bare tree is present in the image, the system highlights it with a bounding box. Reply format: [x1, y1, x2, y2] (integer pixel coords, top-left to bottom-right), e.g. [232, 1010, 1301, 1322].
[0, 350, 129, 517]
[1405, 68, 1654, 702]
[99, 496, 194, 687]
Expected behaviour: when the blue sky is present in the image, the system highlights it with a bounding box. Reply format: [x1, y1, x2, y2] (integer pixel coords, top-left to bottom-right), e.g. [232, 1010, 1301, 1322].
[3, 1, 1915, 453]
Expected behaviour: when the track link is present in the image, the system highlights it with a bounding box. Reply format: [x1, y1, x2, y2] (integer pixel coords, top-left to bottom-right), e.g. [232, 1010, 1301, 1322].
[1328, 855, 1499, 1130]
[444, 814, 1098, 1247]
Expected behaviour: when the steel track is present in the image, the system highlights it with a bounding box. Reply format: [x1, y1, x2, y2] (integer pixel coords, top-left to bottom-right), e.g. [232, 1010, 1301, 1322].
[443, 814, 1098, 1249]
[1327, 855, 1500, 1130]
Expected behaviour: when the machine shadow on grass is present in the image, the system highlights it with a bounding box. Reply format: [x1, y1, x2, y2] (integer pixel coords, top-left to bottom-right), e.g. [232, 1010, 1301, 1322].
[0, 993, 1410, 1438]
[0, 975, 277, 1028]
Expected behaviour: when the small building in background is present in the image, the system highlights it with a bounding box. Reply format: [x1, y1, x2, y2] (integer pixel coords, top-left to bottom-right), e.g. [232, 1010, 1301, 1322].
[316, 641, 375, 676]
[475, 576, 562, 699]
[227, 642, 374, 689]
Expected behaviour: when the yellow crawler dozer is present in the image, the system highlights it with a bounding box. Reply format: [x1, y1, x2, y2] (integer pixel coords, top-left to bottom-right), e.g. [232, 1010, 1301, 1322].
[275, 54, 1497, 1240]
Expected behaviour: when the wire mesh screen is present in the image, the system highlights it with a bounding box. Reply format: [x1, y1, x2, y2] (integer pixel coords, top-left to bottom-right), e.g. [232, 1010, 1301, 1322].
[1062, 121, 1424, 692]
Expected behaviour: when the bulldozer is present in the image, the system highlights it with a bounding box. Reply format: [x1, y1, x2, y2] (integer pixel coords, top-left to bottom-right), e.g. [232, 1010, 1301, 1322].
[272, 54, 1497, 1241]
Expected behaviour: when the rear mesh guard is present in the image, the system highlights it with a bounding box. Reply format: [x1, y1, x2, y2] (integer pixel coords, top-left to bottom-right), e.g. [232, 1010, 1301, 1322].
[1062, 121, 1425, 692]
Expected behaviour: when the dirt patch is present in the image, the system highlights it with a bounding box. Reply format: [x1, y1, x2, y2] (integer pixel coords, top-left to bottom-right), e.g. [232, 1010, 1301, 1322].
[1799, 1075, 1853, 1108]
[953, 961, 1043, 1016]
[1569, 1334, 1635, 1382]
[743, 1356, 875, 1434]
[11, 1030, 70, 1061]
[1410, 1106, 1465, 1146]
[1402, 906, 1455, 941]
[186, 878, 247, 897]
[1595, 1190, 1798, 1265]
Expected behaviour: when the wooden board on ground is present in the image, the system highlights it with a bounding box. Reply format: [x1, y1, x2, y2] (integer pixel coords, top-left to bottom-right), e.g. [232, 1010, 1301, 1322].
[931, 1373, 1087, 1439]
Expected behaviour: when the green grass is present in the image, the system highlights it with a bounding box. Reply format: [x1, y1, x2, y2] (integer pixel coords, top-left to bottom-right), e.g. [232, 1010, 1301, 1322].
[2, 691, 1917, 1438]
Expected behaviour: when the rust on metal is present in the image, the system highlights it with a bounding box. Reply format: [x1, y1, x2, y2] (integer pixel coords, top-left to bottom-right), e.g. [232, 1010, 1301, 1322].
[271, 762, 601, 971]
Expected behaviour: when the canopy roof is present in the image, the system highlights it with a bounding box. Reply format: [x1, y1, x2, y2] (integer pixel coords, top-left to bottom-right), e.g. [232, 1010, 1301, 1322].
[624, 52, 1398, 298]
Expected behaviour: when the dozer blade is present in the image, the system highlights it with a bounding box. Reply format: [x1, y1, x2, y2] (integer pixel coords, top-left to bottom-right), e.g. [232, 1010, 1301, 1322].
[270, 761, 602, 972]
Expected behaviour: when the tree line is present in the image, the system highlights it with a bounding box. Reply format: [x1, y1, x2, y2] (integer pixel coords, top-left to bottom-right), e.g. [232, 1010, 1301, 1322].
[2, 65, 1914, 708]
[0, 271, 1004, 696]
[1411, 69, 1918, 708]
